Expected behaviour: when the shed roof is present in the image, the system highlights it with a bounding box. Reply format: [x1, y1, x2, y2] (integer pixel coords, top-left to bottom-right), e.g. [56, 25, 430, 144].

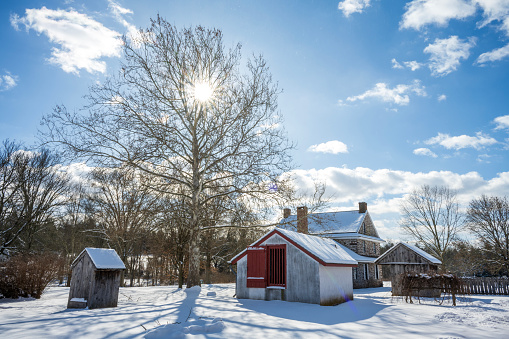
[376, 242, 442, 265]
[280, 210, 365, 234]
[230, 227, 357, 266]
[72, 248, 126, 270]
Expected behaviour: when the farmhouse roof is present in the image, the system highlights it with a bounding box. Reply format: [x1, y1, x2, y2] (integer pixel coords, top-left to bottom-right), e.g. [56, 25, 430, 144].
[280, 210, 365, 234]
[72, 248, 126, 270]
[230, 227, 358, 266]
[376, 242, 442, 265]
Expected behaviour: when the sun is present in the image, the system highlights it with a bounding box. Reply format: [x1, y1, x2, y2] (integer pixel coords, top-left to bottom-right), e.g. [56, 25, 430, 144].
[193, 81, 214, 103]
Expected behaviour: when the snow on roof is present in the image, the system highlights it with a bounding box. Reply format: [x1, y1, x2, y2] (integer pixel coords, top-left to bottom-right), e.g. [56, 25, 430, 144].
[334, 242, 377, 263]
[400, 243, 442, 265]
[275, 228, 357, 265]
[319, 233, 385, 243]
[280, 210, 365, 234]
[376, 242, 442, 265]
[230, 227, 357, 266]
[73, 248, 126, 269]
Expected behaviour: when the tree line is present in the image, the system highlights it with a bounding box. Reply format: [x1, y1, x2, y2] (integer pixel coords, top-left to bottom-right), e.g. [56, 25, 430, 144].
[0, 140, 268, 288]
[400, 184, 509, 277]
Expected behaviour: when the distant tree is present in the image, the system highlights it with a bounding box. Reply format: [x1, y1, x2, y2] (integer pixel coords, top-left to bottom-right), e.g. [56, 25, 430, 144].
[467, 195, 509, 276]
[41, 17, 293, 287]
[400, 185, 464, 268]
[88, 167, 160, 286]
[442, 241, 485, 277]
[380, 241, 394, 255]
[0, 140, 70, 255]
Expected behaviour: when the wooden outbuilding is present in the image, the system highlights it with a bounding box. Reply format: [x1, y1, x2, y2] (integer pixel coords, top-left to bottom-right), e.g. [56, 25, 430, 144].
[230, 227, 358, 306]
[375, 242, 441, 291]
[67, 248, 126, 309]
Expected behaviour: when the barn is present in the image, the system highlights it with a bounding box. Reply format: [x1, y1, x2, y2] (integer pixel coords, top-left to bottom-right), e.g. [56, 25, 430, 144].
[229, 227, 357, 306]
[67, 248, 126, 309]
[375, 242, 442, 279]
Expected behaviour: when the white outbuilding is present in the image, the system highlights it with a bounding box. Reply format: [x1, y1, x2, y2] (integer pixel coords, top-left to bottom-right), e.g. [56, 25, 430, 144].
[230, 227, 357, 306]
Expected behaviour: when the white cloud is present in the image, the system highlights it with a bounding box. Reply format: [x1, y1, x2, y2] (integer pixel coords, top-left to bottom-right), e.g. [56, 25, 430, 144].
[308, 140, 349, 154]
[286, 166, 509, 239]
[0, 71, 18, 91]
[391, 58, 404, 69]
[400, 0, 477, 31]
[11, 7, 122, 74]
[477, 43, 509, 63]
[494, 114, 509, 129]
[424, 36, 476, 76]
[475, 0, 509, 30]
[108, 0, 140, 44]
[338, 0, 371, 17]
[474, 1, 509, 63]
[438, 94, 447, 101]
[346, 80, 427, 106]
[288, 166, 509, 207]
[413, 147, 438, 157]
[425, 132, 497, 150]
[403, 60, 423, 70]
[392, 58, 423, 71]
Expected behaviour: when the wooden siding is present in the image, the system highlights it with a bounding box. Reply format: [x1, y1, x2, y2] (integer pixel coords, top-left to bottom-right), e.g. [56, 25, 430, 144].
[377, 243, 433, 265]
[67, 251, 123, 309]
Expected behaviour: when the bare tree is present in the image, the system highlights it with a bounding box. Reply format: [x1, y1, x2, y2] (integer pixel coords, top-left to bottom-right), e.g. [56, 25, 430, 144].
[41, 17, 293, 287]
[467, 195, 509, 275]
[88, 167, 160, 286]
[400, 185, 464, 267]
[0, 140, 70, 255]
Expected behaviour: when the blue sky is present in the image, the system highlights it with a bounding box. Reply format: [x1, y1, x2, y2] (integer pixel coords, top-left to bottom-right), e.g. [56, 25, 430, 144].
[1, 0, 509, 240]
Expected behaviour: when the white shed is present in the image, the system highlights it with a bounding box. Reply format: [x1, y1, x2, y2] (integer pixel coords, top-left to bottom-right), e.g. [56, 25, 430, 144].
[230, 228, 357, 306]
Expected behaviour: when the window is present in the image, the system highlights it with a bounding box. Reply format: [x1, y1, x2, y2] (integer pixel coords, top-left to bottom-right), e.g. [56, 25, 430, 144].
[363, 241, 366, 254]
[375, 264, 379, 280]
[364, 264, 369, 280]
[373, 243, 376, 255]
[353, 267, 358, 280]
[267, 245, 286, 287]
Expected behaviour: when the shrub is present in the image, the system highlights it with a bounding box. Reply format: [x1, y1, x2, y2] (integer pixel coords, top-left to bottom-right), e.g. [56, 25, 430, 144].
[0, 253, 63, 299]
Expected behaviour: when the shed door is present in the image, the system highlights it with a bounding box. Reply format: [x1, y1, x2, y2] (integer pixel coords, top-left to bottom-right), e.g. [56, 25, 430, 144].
[267, 245, 286, 287]
[246, 246, 266, 288]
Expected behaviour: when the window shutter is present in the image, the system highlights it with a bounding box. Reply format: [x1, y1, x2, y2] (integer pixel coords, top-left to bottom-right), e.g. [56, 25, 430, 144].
[246, 246, 266, 288]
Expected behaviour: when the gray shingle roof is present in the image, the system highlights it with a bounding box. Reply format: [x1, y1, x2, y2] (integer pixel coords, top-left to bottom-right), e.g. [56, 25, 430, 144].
[280, 210, 365, 234]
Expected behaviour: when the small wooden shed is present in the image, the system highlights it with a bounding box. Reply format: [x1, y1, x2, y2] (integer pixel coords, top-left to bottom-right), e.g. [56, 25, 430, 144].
[375, 242, 441, 280]
[67, 248, 126, 309]
[230, 228, 357, 306]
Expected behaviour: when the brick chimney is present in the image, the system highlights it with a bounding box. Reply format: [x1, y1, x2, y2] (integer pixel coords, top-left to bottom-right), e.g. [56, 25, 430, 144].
[297, 206, 308, 234]
[283, 208, 291, 219]
[359, 202, 367, 213]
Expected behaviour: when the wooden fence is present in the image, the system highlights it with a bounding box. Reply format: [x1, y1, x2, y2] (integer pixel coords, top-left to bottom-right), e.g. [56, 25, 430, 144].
[461, 277, 509, 295]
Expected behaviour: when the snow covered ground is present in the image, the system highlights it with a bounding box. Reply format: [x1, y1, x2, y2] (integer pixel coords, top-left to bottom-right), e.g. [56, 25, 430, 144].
[1, 284, 509, 338]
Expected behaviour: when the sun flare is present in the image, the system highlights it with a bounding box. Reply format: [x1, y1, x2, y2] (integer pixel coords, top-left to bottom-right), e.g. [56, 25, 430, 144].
[193, 81, 214, 102]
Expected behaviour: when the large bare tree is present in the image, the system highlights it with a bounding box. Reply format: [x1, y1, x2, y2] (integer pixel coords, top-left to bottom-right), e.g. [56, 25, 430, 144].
[41, 17, 293, 287]
[467, 195, 509, 275]
[400, 185, 464, 267]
